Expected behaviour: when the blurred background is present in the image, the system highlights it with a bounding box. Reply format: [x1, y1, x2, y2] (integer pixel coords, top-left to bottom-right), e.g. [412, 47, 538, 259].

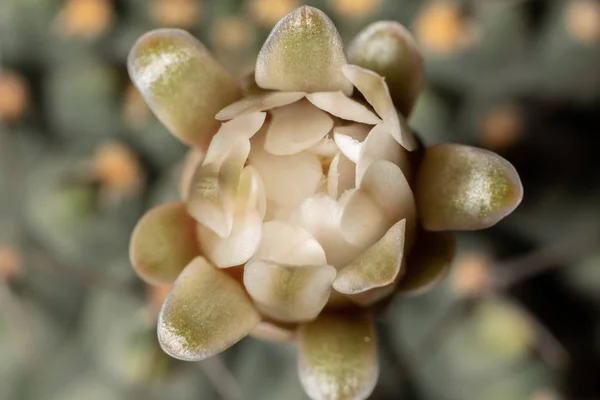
[1, 0, 599, 399]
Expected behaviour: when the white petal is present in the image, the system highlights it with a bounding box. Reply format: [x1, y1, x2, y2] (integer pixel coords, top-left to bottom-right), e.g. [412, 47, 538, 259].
[215, 91, 305, 121]
[339, 190, 387, 248]
[307, 136, 338, 158]
[327, 152, 356, 199]
[264, 99, 333, 156]
[263, 199, 297, 222]
[254, 221, 327, 266]
[243, 259, 336, 322]
[291, 194, 363, 269]
[342, 160, 416, 248]
[197, 210, 262, 268]
[342, 65, 417, 151]
[306, 91, 381, 125]
[356, 123, 412, 186]
[188, 140, 250, 237]
[238, 165, 267, 220]
[203, 112, 266, 166]
[179, 149, 205, 200]
[249, 144, 323, 207]
[333, 124, 370, 163]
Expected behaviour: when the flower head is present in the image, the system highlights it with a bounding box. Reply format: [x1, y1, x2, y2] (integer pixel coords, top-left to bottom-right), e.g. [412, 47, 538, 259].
[128, 6, 523, 400]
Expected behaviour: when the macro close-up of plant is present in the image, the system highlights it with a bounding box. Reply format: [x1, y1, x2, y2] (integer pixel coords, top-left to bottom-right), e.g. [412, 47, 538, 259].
[127, 6, 523, 400]
[1, 1, 600, 400]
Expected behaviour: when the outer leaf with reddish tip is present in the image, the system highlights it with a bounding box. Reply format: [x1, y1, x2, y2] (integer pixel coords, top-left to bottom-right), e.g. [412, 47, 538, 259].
[129, 202, 199, 285]
[243, 259, 336, 323]
[348, 21, 424, 116]
[298, 312, 378, 400]
[158, 257, 260, 361]
[397, 231, 456, 295]
[128, 29, 243, 149]
[415, 144, 523, 231]
[333, 219, 406, 294]
[255, 6, 353, 95]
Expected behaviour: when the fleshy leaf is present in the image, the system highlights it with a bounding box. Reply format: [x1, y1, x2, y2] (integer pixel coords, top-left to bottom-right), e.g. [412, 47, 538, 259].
[415, 144, 523, 231]
[298, 312, 378, 400]
[128, 29, 242, 149]
[254, 221, 327, 266]
[129, 202, 199, 285]
[397, 231, 455, 295]
[255, 6, 353, 95]
[306, 92, 381, 125]
[333, 219, 406, 294]
[243, 259, 336, 322]
[348, 21, 424, 116]
[250, 320, 296, 342]
[342, 65, 417, 151]
[158, 257, 260, 361]
[265, 99, 333, 155]
[215, 91, 305, 121]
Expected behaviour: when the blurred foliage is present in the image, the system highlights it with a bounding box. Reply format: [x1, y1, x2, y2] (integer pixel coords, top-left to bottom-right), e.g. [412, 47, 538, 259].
[1, 0, 599, 399]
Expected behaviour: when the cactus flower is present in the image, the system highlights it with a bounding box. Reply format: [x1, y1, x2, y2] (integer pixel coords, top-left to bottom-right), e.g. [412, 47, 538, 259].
[128, 6, 523, 400]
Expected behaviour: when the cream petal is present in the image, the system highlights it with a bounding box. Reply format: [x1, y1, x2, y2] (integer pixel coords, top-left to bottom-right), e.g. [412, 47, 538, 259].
[298, 312, 378, 400]
[215, 91, 306, 120]
[342, 65, 417, 151]
[130, 202, 199, 285]
[254, 221, 327, 266]
[128, 29, 242, 149]
[203, 112, 266, 166]
[341, 160, 416, 249]
[327, 152, 356, 199]
[249, 145, 323, 207]
[179, 149, 205, 200]
[307, 136, 339, 158]
[263, 199, 298, 222]
[397, 231, 455, 295]
[333, 124, 370, 163]
[158, 257, 260, 361]
[356, 123, 412, 186]
[291, 194, 364, 269]
[250, 320, 296, 342]
[255, 6, 353, 95]
[348, 21, 424, 116]
[339, 190, 387, 248]
[306, 92, 381, 125]
[243, 259, 336, 322]
[333, 219, 406, 294]
[197, 211, 262, 268]
[415, 144, 523, 231]
[187, 140, 250, 237]
[264, 99, 333, 156]
[238, 165, 267, 219]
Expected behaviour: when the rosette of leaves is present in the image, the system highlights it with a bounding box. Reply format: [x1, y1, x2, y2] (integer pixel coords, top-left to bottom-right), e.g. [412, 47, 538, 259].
[126, 6, 523, 400]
